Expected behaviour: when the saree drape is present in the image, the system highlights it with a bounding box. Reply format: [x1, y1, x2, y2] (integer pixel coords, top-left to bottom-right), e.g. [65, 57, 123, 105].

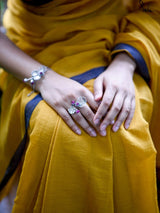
[0, 0, 160, 212]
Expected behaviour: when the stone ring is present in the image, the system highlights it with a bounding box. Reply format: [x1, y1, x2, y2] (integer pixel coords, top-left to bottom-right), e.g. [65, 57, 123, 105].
[68, 96, 87, 115]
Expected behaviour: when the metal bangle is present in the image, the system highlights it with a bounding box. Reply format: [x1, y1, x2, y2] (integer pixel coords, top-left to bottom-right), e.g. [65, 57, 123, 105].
[24, 65, 48, 96]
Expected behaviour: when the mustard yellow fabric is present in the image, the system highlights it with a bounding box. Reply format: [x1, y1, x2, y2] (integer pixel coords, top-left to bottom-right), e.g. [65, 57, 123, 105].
[0, 0, 160, 212]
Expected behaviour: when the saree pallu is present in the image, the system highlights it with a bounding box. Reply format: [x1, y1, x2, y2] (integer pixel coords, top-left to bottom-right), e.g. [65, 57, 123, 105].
[0, 0, 160, 212]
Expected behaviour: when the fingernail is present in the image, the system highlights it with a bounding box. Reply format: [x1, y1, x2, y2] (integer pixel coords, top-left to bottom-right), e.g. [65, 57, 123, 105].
[100, 130, 106, 136]
[95, 94, 99, 100]
[88, 128, 97, 137]
[76, 129, 81, 135]
[125, 123, 129, 129]
[113, 126, 119, 132]
[94, 119, 100, 125]
[91, 131, 97, 137]
[100, 125, 106, 131]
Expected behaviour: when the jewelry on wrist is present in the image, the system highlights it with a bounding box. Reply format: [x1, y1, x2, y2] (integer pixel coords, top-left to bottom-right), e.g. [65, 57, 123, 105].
[24, 65, 48, 96]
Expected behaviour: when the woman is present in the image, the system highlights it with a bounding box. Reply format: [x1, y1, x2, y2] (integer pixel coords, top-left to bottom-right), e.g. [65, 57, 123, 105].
[0, 0, 160, 212]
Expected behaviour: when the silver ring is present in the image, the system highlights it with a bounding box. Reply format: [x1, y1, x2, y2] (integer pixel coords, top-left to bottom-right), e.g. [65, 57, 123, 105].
[75, 96, 87, 108]
[68, 106, 80, 115]
[68, 96, 87, 115]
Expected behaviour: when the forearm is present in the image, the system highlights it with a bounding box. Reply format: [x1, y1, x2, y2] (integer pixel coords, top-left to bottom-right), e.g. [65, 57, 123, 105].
[0, 32, 43, 86]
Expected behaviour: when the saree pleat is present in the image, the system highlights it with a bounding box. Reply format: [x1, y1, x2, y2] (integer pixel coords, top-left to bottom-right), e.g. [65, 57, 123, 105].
[0, 0, 159, 212]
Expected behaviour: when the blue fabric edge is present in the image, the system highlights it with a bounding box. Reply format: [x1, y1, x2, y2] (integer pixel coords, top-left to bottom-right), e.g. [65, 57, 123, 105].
[71, 66, 106, 84]
[25, 94, 43, 130]
[0, 94, 43, 191]
[113, 43, 150, 83]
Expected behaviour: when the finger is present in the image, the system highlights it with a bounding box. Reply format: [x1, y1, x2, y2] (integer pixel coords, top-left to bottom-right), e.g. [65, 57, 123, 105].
[56, 107, 82, 135]
[80, 104, 101, 132]
[72, 111, 97, 137]
[84, 90, 99, 111]
[100, 91, 125, 132]
[93, 85, 116, 125]
[124, 98, 135, 129]
[43, 96, 82, 135]
[112, 96, 132, 132]
[94, 76, 103, 101]
[62, 95, 97, 136]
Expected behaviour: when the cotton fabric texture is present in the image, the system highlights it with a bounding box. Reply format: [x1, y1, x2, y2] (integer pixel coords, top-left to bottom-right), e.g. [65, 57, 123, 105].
[0, 0, 160, 212]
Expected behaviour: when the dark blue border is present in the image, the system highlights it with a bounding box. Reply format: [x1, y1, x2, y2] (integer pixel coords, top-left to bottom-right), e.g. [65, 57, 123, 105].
[25, 94, 43, 130]
[0, 94, 43, 191]
[113, 43, 150, 83]
[71, 66, 106, 84]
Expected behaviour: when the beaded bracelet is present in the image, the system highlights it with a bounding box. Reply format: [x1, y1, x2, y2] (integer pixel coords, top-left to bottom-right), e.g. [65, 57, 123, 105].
[24, 65, 48, 96]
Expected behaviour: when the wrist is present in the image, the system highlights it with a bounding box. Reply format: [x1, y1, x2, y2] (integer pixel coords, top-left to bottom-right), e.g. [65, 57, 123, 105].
[35, 67, 50, 92]
[35, 67, 58, 93]
[113, 53, 136, 76]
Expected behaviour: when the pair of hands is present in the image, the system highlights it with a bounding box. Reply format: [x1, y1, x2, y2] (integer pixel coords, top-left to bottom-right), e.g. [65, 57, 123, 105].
[37, 53, 136, 137]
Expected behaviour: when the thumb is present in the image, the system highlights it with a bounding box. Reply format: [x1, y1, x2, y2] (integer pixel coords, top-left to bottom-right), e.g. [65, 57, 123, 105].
[94, 77, 103, 101]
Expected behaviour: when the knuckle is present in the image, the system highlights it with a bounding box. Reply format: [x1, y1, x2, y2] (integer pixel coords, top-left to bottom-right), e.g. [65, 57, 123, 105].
[66, 95, 75, 101]
[123, 87, 128, 92]
[112, 84, 119, 92]
[85, 110, 92, 119]
[74, 114, 82, 122]
[96, 111, 103, 119]
[105, 117, 113, 124]
[106, 96, 114, 103]
[124, 107, 130, 114]
[103, 100, 110, 108]
[114, 105, 121, 112]
[111, 83, 116, 90]
[116, 117, 123, 124]
[62, 114, 71, 122]
[53, 100, 60, 108]
[78, 88, 85, 94]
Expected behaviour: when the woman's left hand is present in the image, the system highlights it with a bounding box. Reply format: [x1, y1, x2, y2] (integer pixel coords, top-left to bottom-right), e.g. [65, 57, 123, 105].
[93, 53, 136, 136]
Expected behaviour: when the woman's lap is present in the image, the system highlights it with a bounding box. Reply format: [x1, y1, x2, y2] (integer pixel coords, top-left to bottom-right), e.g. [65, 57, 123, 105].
[0, 74, 158, 212]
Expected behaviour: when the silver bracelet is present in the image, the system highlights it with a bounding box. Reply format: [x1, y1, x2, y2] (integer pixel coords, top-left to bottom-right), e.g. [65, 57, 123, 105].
[24, 65, 48, 96]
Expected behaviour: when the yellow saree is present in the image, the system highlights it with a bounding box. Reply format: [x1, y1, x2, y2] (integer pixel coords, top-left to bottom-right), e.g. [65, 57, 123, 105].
[0, 0, 160, 212]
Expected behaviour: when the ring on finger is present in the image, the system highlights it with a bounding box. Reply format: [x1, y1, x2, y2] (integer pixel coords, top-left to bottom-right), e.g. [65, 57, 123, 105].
[74, 96, 87, 108]
[68, 106, 80, 115]
[68, 96, 87, 115]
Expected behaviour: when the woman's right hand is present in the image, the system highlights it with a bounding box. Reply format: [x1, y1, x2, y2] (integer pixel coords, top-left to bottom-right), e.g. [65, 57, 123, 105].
[36, 69, 100, 137]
